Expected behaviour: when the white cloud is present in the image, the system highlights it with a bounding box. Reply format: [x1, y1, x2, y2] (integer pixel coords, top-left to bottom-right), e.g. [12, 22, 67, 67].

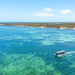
[60, 9, 72, 14]
[34, 12, 54, 17]
[44, 8, 54, 12]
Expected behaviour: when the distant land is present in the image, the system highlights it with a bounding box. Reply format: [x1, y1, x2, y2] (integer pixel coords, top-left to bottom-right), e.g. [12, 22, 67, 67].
[0, 22, 75, 30]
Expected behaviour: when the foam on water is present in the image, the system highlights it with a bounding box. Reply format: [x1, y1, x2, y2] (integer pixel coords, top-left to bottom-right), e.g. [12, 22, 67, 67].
[66, 51, 75, 54]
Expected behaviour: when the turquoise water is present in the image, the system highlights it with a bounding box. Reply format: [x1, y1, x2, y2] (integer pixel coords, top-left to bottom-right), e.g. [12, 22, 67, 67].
[0, 26, 75, 75]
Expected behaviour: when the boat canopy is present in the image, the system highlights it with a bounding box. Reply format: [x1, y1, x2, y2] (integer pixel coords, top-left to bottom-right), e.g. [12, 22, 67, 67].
[56, 50, 65, 54]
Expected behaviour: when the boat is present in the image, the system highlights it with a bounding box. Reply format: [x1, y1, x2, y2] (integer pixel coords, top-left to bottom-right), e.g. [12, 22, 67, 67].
[55, 50, 65, 57]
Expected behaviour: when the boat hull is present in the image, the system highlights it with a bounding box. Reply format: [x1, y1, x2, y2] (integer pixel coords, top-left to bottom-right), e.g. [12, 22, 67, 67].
[55, 54, 65, 57]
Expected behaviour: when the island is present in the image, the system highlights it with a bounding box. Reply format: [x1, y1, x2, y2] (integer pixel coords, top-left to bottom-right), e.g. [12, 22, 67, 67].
[0, 22, 75, 30]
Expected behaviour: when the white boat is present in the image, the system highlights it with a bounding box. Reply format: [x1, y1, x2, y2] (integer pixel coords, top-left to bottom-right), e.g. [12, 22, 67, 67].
[55, 50, 65, 57]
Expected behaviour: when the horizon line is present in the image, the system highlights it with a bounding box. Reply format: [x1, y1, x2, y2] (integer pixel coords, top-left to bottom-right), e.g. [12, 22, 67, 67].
[0, 22, 75, 23]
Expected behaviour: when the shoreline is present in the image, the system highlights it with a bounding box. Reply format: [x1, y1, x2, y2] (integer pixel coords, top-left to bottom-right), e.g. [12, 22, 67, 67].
[0, 23, 75, 30]
[16, 25, 75, 30]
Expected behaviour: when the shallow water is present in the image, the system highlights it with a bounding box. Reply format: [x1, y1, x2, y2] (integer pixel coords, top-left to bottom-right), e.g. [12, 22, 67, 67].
[0, 26, 75, 75]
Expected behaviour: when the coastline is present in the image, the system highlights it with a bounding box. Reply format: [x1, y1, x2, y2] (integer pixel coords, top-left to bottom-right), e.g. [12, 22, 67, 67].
[15, 25, 75, 30]
[0, 23, 75, 30]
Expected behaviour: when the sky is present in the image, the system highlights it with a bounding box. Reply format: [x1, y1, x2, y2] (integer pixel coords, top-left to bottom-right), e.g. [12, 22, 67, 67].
[0, 0, 75, 22]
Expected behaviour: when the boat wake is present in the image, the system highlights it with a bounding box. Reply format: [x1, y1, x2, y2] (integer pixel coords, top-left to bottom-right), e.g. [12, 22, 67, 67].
[66, 51, 75, 54]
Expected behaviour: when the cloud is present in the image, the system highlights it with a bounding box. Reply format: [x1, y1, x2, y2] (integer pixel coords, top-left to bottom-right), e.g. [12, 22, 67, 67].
[34, 12, 54, 17]
[60, 10, 72, 14]
[44, 8, 54, 12]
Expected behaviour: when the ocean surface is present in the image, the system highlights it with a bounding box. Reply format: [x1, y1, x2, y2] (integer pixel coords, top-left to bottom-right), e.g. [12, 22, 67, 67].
[0, 26, 75, 75]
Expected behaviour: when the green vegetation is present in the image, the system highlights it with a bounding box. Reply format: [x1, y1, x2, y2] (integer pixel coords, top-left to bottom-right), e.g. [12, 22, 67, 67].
[0, 22, 75, 29]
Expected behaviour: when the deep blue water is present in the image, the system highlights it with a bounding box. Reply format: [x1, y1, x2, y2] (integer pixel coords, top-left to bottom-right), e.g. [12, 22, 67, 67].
[0, 26, 75, 75]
